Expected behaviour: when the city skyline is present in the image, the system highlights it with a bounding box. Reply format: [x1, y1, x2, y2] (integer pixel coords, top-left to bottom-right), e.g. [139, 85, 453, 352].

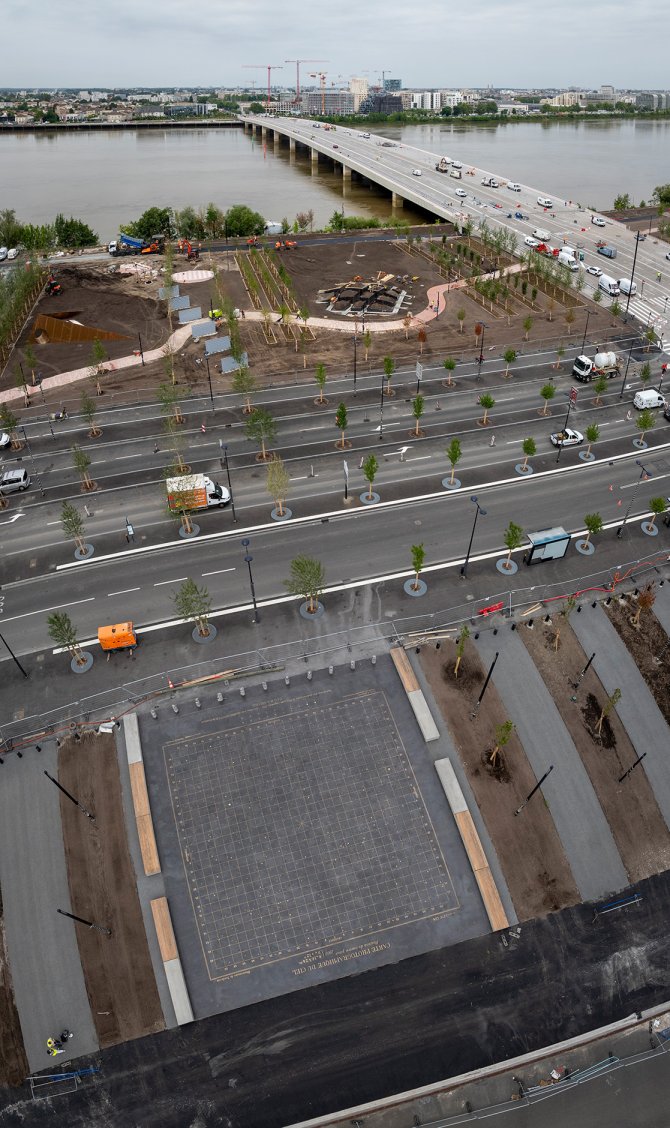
[3, 0, 666, 88]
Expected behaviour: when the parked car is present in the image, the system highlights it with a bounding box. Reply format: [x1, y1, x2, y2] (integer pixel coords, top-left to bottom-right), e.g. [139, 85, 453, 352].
[0, 431, 10, 449]
[586, 265, 602, 276]
[524, 236, 540, 247]
[6, 248, 18, 260]
[0, 247, 7, 261]
[550, 428, 584, 448]
[455, 188, 467, 198]
[591, 216, 606, 227]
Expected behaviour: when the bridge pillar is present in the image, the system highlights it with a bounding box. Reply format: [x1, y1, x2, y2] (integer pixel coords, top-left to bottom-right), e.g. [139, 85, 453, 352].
[392, 192, 404, 209]
[311, 147, 319, 166]
[341, 164, 351, 181]
[289, 137, 296, 153]
[261, 125, 267, 139]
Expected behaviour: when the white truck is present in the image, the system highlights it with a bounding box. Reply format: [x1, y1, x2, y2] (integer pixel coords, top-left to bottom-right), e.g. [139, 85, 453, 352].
[481, 175, 499, 187]
[450, 168, 462, 180]
[166, 474, 230, 512]
[532, 228, 551, 242]
[572, 351, 620, 383]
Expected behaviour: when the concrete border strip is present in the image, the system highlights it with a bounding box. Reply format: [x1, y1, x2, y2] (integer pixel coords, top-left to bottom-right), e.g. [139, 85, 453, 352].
[122, 713, 161, 876]
[435, 757, 509, 932]
[150, 897, 194, 1025]
[390, 647, 440, 741]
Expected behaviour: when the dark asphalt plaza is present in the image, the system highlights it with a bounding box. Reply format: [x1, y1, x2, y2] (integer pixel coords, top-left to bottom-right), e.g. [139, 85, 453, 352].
[140, 657, 489, 1016]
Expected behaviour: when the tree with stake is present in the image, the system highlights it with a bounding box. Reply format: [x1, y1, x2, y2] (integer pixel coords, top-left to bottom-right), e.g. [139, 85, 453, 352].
[445, 437, 462, 486]
[443, 357, 456, 387]
[245, 407, 277, 462]
[635, 409, 655, 447]
[47, 611, 91, 670]
[0, 404, 22, 450]
[411, 394, 425, 436]
[232, 366, 257, 414]
[519, 437, 536, 473]
[14, 366, 31, 407]
[361, 453, 379, 501]
[554, 344, 565, 370]
[592, 288, 602, 305]
[80, 389, 101, 438]
[456, 308, 466, 335]
[314, 363, 328, 405]
[173, 577, 214, 639]
[565, 307, 576, 334]
[61, 499, 87, 556]
[502, 521, 524, 570]
[417, 325, 427, 355]
[479, 393, 495, 426]
[553, 594, 576, 652]
[639, 362, 651, 387]
[71, 444, 95, 491]
[596, 688, 621, 737]
[334, 402, 349, 449]
[166, 476, 196, 537]
[610, 299, 621, 323]
[403, 314, 412, 340]
[631, 583, 655, 628]
[383, 355, 395, 396]
[523, 316, 533, 341]
[157, 380, 184, 425]
[164, 417, 189, 474]
[489, 720, 515, 771]
[503, 347, 517, 379]
[363, 329, 372, 362]
[285, 555, 326, 615]
[578, 512, 603, 552]
[593, 375, 608, 406]
[266, 454, 291, 518]
[89, 338, 107, 396]
[409, 543, 426, 592]
[23, 343, 39, 388]
[645, 497, 667, 534]
[540, 383, 556, 415]
[584, 423, 600, 459]
[454, 624, 470, 677]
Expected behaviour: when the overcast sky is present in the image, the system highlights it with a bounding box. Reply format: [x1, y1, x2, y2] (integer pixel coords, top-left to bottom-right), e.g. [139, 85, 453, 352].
[3, 0, 666, 90]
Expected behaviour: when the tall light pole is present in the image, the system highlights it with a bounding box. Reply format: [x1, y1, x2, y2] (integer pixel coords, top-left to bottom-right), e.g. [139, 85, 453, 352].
[205, 355, 215, 413]
[623, 232, 643, 323]
[617, 459, 652, 539]
[476, 322, 487, 379]
[580, 308, 591, 355]
[378, 370, 385, 441]
[352, 326, 358, 397]
[461, 495, 487, 578]
[241, 537, 260, 622]
[555, 391, 575, 465]
[219, 442, 237, 522]
[619, 340, 636, 400]
[138, 333, 145, 366]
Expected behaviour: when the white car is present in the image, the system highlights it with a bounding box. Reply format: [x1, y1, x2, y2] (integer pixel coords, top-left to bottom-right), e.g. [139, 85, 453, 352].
[524, 236, 539, 248]
[537, 196, 553, 208]
[455, 188, 467, 198]
[412, 168, 422, 176]
[591, 216, 606, 227]
[586, 265, 602, 276]
[6, 247, 18, 260]
[550, 428, 584, 448]
[507, 182, 522, 192]
[451, 160, 463, 169]
[0, 431, 10, 449]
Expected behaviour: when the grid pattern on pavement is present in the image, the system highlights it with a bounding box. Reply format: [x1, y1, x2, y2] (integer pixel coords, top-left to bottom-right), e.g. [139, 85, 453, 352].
[164, 689, 458, 979]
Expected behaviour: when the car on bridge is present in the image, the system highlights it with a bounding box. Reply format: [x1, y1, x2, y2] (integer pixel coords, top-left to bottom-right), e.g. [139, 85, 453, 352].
[550, 428, 583, 448]
[455, 188, 467, 198]
[524, 236, 540, 248]
[591, 216, 606, 227]
[412, 168, 422, 176]
[586, 265, 603, 276]
[507, 182, 522, 192]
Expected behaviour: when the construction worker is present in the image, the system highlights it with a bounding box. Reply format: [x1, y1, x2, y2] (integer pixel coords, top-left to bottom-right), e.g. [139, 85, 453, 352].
[46, 1038, 63, 1057]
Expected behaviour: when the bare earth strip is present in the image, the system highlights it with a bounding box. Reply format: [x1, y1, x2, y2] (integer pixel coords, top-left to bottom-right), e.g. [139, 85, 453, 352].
[419, 643, 580, 920]
[521, 619, 670, 883]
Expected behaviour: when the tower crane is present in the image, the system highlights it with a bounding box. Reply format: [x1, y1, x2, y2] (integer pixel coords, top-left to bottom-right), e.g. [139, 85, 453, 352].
[284, 59, 328, 105]
[243, 64, 283, 111]
[308, 71, 328, 116]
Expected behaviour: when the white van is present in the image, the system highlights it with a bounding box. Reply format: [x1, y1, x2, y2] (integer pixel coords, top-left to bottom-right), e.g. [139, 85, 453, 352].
[537, 196, 553, 208]
[618, 278, 637, 296]
[532, 228, 551, 242]
[598, 274, 619, 296]
[633, 389, 665, 410]
[557, 251, 579, 271]
[0, 469, 30, 494]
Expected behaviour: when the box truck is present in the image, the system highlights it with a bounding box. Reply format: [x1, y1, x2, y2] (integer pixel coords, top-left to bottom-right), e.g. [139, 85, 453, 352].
[166, 474, 230, 512]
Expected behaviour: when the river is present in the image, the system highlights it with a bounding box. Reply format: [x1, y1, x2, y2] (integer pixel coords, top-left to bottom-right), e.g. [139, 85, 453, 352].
[0, 119, 667, 241]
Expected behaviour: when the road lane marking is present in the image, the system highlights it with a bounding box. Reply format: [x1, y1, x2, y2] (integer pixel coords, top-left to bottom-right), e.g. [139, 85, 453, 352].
[201, 568, 236, 577]
[107, 587, 141, 596]
[1, 596, 95, 624]
[154, 577, 188, 586]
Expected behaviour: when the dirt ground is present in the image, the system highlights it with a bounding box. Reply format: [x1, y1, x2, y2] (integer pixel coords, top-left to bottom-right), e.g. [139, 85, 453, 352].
[59, 732, 164, 1048]
[419, 642, 580, 921]
[604, 595, 670, 729]
[0, 913, 28, 1086]
[520, 617, 670, 883]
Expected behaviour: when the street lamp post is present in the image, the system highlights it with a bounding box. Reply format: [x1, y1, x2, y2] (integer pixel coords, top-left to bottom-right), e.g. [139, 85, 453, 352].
[461, 495, 487, 577]
[45, 770, 95, 820]
[554, 395, 574, 465]
[514, 765, 554, 816]
[476, 323, 487, 380]
[241, 537, 260, 622]
[205, 355, 215, 412]
[623, 232, 643, 323]
[0, 632, 29, 678]
[378, 370, 385, 441]
[617, 459, 652, 538]
[137, 333, 145, 366]
[219, 442, 237, 522]
[580, 309, 591, 355]
[352, 327, 358, 397]
[619, 341, 636, 400]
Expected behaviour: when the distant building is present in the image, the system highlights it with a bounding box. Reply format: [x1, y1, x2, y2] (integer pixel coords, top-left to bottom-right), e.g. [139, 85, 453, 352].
[165, 102, 209, 117]
[383, 78, 402, 91]
[358, 93, 403, 115]
[302, 90, 355, 115]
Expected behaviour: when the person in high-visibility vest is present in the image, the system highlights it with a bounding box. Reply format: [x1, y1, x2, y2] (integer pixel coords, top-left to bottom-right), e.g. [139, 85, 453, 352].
[46, 1037, 63, 1057]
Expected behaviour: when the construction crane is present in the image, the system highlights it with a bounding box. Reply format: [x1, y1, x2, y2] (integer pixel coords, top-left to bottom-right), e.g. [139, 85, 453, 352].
[243, 64, 283, 111]
[285, 59, 328, 105]
[308, 71, 328, 116]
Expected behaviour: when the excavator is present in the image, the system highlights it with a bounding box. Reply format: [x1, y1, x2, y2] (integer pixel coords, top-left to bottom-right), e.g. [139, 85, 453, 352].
[177, 239, 200, 260]
[46, 275, 62, 296]
[140, 234, 166, 255]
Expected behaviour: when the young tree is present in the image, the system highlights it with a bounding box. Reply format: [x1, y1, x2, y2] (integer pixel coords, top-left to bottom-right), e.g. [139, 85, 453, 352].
[24, 343, 39, 386]
[363, 329, 372, 362]
[443, 357, 456, 387]
[490, 719, 515, 770]
[540, 383, 556, 415]
[631, 583, 655, 627]
[503, 347, 517, 379]
[580, 512, 604, 549]
[285, 555, 326, 614]
[417, 325, 427, 355]
[636, 409, 655, 445]
[314, 362, 327, 404]
[89, 337, 108, 396]
[502, 521, 524, 569]
[610, 299, 621, 322]
[411, 394, 425, 436]
[646, 497, 667, 532]
[47, 611, 88, 667]
[403, 313, 412, 340]
[71, 444, 94, 490]
[61, 499, 86, 554]
[173, 577, 213, 638]
[456, 308, 466, 335]
[520, 437, 536, 472]
[410, 543, 426, 592]
[454, 624, 469, 678]
[584, 423, 600, 457]
[164, 418, 189, 474]
[266, 455, 291, 517]
[80, 389, 101, 437]
[445, 438, 462, 485]
[565, 307, 576, 333]
[596, 688, 621, 737]
[593, 375, 608, 406]
[523, 316, 533, 341]
[638, 361, 651, 387]
[0, 404, 22, 449]
[362, 453, 379, 500]
[593, 288, 602, 305]
[383, 355, 395, 396]
[479, 393, 495, 426]
[554, 594, 576, 652]
[157, 381, 184, 424]
[14, 366, 31, 407]
[335, 402, 349, 449]
[554, 344, 565, 370]
[245, 407, 277, 461]
[232, 366, 257, 414]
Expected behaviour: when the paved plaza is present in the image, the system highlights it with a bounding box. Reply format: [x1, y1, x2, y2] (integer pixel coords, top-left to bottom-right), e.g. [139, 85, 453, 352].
[139, 659, 490, 1016]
